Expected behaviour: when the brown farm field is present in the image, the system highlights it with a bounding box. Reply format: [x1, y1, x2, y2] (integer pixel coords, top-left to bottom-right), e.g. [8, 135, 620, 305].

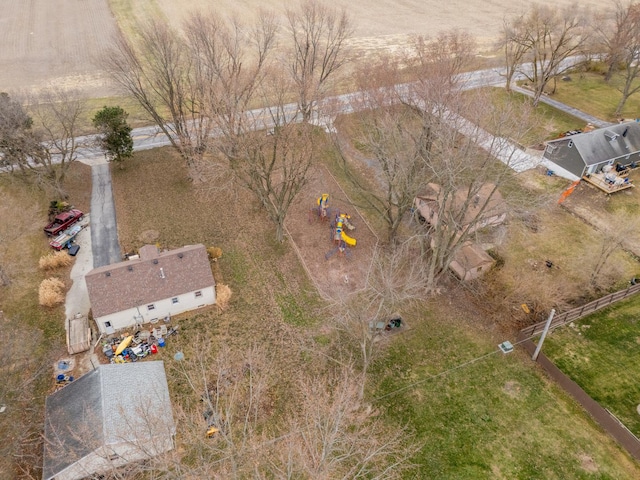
[1, 0, 607, 97]
[0, 0, 118, 95]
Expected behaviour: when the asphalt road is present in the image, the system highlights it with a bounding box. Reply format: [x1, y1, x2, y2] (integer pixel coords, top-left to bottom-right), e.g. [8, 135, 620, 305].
[90, 163, 121, 268]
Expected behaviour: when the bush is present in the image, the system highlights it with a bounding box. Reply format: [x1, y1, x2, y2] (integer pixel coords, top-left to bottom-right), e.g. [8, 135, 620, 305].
[39, 277, 65, 307]
[216, 284, 232, 310]
[207, 246, 223, 261]
[39, 251, 73, 270]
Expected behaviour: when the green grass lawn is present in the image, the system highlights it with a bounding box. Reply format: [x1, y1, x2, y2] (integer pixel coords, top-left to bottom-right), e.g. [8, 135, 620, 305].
[546, 71, 640, 123]
[543, 294, 640, 438]
[370, 301, 640, 479]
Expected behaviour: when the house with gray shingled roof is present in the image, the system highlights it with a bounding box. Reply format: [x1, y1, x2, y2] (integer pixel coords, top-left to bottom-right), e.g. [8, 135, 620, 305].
[85, 244, 216, 334]
[43, 362, 175, 480]
[543, 121, 640, 178]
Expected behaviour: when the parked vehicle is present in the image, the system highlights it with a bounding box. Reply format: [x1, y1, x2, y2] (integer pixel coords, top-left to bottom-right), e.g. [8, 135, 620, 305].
[49, 224, 83, 250]
[44, 209, 83, 236]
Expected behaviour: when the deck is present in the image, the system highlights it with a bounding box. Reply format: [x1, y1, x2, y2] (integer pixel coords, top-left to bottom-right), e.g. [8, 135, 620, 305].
[582, 172, 633, 193]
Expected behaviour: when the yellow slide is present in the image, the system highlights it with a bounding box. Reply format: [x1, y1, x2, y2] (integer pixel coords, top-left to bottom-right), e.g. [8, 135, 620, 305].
[341, 231, 357, 247]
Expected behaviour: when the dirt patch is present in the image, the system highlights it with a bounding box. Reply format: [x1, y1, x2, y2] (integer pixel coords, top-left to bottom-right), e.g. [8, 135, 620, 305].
[139, 229, 160, 243]
[287, 165, 378, 300]
[578, 453, 599, 473]
[503, 380, 522, 399]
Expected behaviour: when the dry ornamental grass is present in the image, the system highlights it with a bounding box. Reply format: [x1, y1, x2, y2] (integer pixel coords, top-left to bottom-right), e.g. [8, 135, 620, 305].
[39, 277, 65, 307]
[39, 251, 73, 270]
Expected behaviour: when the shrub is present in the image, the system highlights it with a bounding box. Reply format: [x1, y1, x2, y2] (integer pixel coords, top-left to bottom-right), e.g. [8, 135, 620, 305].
[39, 251, 73, 270]
[39, 277, 65, 307]
[216, 284, 232, 310]
[207, 246, 223, 261]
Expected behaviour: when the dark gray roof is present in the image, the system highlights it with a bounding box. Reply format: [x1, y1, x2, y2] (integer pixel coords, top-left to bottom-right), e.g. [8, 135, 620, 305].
[547, 121, 640, 166]
[43, 362, 174, 480]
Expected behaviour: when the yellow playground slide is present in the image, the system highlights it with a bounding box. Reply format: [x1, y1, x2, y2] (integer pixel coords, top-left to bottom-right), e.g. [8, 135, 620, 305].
[341, 231, 357, 247]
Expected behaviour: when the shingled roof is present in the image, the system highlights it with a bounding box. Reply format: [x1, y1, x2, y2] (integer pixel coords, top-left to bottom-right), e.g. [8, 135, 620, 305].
[43, 362, 174, 480]
[85, 244, 214, 318]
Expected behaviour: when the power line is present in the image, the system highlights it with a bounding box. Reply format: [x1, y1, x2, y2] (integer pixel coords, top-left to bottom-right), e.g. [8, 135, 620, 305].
[372, 335, 535, 402]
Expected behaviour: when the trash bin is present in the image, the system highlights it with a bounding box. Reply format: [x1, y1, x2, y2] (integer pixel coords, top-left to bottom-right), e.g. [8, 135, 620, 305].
[158, 337, 166, 348]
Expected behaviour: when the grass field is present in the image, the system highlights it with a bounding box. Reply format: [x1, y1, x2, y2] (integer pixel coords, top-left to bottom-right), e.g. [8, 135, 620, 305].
[543, 295, 640, 438]
[0, 163, 92, 478]
[370, 300, 640, 479]
[106, 142, 640, 478]
[545, 71, 640, 123]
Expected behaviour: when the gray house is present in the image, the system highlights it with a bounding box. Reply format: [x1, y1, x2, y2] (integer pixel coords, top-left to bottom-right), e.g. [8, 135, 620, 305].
[543, 121, 640, 178]
[43, 362, 175, 480]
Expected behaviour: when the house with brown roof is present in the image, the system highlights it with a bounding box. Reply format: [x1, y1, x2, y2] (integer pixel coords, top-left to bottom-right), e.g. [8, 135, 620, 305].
[449, 242, 495, 281]
[413, 183, 507, 235]
[86, 244, 215, 335]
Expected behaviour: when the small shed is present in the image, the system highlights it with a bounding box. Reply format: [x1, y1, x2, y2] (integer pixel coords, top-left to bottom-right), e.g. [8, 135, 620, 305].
[543, 121, 640, 179]
[449, 242, 495, 281]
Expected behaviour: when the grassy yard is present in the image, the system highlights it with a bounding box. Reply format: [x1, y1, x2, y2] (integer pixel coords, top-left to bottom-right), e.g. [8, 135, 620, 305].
[543, 294, 640, 438]
[370, 299, 640, 479]
[108, 146, 640, 478]
[0, 163, 92, 478]
[545, 71, 640, 123]
[477, 87, 588, 145]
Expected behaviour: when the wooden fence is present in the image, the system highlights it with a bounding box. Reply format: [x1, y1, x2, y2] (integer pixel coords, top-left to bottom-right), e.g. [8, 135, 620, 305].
[520, 282, 640, 338]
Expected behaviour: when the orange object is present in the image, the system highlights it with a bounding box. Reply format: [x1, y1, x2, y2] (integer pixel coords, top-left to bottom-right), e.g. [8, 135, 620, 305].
[558, 180, 580, 204]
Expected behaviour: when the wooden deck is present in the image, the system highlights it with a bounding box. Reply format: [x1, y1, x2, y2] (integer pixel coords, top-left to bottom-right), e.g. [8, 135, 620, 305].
[582, 172, 633, 193]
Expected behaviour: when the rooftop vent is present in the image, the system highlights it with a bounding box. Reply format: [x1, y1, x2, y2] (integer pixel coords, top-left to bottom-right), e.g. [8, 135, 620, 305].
[604, 130, 619, 142]
[153, 259, 159, 264]
[178, 253, 184, 259]
[105, 272, 111, 277]
[127, 266, 133, 272]
[160, 268, 166, 279]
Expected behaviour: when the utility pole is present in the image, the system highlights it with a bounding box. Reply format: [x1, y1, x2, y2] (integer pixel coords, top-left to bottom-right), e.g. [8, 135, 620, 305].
[532, 309, 555, 361]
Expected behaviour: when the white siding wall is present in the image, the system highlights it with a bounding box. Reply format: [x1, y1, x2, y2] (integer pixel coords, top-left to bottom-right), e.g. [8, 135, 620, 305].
[95, 286, 216, 334]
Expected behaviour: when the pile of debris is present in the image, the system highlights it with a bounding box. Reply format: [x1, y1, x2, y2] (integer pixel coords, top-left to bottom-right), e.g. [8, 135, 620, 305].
[101, 325, 179, 364]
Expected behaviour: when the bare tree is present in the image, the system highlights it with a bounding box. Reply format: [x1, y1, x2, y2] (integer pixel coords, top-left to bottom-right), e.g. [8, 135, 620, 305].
[184, 10, 278, 159]
[0, 89, 86, 196]
[286, 0, 353, 122]
[497, 16, 531, 91]
[220, 75, 316, 243]
[504, 4, 589, 106]
[104, 19, 210, 176]
[605, 2, 640, 116]
[274, 365, 416, 479]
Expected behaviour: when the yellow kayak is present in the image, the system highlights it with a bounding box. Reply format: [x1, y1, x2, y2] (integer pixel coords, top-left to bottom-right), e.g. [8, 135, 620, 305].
[115, 335, 133, 356]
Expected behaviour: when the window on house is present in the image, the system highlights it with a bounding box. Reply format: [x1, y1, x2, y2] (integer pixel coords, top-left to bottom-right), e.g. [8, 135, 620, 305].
[147, 304, 155, 311]
[172, 297, 179, 304]
[195, 291, 202, 298]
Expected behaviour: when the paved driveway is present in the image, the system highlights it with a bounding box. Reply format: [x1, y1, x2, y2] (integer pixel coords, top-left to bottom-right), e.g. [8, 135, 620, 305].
[90, 163, 121, 268]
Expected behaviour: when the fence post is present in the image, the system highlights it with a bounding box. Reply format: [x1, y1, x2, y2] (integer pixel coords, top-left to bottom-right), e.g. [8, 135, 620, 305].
[532, 309, 556, 362]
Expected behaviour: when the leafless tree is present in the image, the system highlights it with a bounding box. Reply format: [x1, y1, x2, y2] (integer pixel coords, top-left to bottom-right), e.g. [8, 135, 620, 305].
[285, 0, 353, 122]
[219, 75, 316, 243]
[104, 19, 210, 176]
[273, 365, 416, 479]
[605, 2, 640, 116]
[503, 4, 590, 106]
[497, 16, 530, 91]
[0, 89, 86, 197]
[184, 10, 278, 159]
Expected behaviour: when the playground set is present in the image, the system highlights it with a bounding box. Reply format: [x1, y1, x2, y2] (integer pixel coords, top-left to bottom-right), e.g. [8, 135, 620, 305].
[310, 194, 358, 260]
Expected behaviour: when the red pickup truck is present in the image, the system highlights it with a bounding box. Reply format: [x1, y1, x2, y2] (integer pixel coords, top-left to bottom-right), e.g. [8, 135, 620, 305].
[44, 209, 84, 236]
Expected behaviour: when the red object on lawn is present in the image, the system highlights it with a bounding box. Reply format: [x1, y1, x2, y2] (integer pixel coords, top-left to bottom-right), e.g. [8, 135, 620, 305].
[151, 344, 158, 354]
